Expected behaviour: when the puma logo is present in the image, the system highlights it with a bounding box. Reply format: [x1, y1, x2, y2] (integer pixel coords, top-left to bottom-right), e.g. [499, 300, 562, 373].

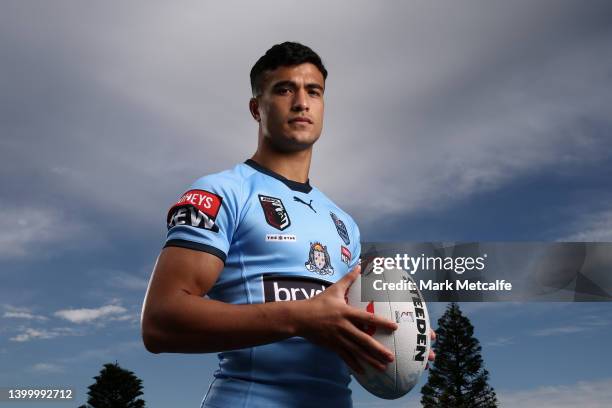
[293, 196, 316, 213]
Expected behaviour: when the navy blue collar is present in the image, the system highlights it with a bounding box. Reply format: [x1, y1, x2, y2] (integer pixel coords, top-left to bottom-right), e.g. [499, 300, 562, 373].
[245, 159, 313, 194]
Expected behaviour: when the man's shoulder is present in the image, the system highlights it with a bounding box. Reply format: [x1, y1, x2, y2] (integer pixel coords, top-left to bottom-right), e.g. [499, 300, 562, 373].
[189, 162, 256, 193]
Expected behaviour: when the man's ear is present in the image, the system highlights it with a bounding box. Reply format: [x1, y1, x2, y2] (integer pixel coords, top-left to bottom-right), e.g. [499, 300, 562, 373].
[249, 98, 260, 122]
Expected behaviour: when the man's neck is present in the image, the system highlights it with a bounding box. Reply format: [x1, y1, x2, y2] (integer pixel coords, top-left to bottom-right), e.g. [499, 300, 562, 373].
[250, 143, 312, 183]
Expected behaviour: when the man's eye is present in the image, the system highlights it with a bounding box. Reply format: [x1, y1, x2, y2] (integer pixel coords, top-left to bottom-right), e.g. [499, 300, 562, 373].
[277, 88, 291, 95]
[309, 90, 321, 97]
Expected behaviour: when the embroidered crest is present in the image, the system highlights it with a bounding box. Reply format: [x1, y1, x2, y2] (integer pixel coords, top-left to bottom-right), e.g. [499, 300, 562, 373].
[259, 195, 291, 231]
[330, 212, 350, 245]
[305, 242, 334, 276]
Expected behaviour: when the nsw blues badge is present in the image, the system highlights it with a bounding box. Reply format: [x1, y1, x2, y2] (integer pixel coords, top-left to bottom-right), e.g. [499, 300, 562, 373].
[305, 242, 334, 276]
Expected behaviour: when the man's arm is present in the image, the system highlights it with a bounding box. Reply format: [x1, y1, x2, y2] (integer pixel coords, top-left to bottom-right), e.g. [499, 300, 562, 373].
[140, 246, 398, 373]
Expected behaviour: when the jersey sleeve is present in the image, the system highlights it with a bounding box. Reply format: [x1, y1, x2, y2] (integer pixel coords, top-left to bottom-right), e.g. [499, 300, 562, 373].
[164, 173, 242, 262]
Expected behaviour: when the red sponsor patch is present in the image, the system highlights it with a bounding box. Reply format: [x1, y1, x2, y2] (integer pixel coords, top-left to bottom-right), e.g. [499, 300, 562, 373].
[167, 189, 223, 232]
[169, 189, 222, 219]
[341, 246, 351, 265]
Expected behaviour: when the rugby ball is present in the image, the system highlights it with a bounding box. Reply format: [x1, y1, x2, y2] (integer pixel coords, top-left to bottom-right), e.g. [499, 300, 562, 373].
[346, 265, 431, 399]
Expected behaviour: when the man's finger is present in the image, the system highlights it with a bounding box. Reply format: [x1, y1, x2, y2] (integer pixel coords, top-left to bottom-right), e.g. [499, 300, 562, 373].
[336, 264, 361, 290]
[350, 308, 398, 332]
[337, 334, 387, 372]
[430, 328, 436, 342]
[341, 322, 395, 364]
[337, 347, 364, 375]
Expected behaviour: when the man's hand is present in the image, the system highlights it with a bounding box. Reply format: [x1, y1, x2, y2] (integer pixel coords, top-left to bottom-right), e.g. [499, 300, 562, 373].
[292, 265, 398, 374]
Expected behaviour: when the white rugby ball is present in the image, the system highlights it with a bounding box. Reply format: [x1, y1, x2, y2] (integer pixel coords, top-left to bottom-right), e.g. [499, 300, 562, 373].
[346, 266, 431, 399]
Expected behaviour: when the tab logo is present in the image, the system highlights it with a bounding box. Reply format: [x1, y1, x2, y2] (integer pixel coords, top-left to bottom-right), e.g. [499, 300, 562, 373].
[262, 275, 331, 302]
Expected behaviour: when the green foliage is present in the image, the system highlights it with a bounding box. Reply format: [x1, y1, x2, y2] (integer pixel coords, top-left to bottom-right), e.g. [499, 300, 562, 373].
[80, 362, 145, 408]
[421, 303, 498, 408]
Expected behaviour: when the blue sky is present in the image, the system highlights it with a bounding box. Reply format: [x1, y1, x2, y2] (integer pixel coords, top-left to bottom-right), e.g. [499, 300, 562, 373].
[1, 1, 612, 407]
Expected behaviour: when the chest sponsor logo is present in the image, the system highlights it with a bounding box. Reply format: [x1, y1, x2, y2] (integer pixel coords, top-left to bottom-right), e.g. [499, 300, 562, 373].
[262, 275, 330, 302]
[341, 246, 351, 265]
[305, 242, 335, 276]
[330, 212, 350, 245]
[259, 195, 291, 231]
[265, 234, 297, 242]
[167, 189, 222, 232]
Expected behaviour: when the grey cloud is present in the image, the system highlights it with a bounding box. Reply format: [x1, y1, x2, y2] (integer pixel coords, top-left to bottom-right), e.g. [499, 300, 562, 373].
[1, 1, 611, 251]
[317, 5, 612, 222]
[0, 205, 88, 259]
[498, 377, 612, 408]
[558, 208, 612, 241]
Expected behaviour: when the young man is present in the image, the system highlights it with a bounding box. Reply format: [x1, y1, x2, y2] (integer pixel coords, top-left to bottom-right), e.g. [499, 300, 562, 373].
[141, 42, 433, 407]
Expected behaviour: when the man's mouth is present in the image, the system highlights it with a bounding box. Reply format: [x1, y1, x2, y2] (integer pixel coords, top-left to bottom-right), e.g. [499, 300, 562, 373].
[289, 117, 312, 124]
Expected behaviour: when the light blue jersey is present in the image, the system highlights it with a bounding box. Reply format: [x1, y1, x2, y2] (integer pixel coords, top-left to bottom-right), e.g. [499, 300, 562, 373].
[165, 160, 361, 408]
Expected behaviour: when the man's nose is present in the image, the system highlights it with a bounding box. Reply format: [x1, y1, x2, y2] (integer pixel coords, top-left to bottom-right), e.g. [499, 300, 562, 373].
[292, 88, 309, 111]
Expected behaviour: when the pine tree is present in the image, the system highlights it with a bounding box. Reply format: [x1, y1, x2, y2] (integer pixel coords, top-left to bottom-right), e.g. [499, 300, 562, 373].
[421, 303, 498, 408]
[80, 362, 145, 408]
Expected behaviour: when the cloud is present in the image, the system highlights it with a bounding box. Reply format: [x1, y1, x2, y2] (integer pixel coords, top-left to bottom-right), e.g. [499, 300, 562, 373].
[30, 363, 65, 374]
[485, 336, 515, 347]
[498, 378, 612, 408]
[6, 302, 138, 342]
[10, 328, 55, 342]
[2, 305, 47, 321]
[531, 314, 611, 337]
[57, 341, 143, 364]
[558, 208, 612, 241]
[107, 271, 150, 291]
[531, 325, 587, 336]
[54, 304, 128, 324]
[9, 327, 80, 342]
[313, 2, 612, 223]
[1, 1, 611, 238]
[0, 205, 86, 259]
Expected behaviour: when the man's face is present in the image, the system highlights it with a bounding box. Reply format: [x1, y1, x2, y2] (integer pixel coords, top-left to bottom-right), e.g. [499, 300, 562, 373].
[253, 63, 325, 152]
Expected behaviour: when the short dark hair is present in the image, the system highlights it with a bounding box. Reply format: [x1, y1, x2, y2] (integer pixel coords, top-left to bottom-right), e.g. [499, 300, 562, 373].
[250, 42, 328, 96]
